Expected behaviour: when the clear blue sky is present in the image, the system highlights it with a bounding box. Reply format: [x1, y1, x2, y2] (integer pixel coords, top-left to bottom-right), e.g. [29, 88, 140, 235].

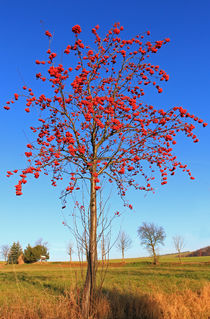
[0, 0, 209, 261]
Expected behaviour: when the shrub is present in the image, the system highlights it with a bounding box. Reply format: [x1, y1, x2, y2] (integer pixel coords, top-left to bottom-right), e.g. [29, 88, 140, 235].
[24, 244, 49, 263]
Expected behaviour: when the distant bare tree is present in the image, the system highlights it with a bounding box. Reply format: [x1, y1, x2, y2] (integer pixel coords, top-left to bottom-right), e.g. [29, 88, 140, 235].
[100, 231, 111, 264]
[173, 235, 185, 263]
[1, 244, 10, 262]
[116, 231, 132, 262]
[67, 242, 74, 262]
[137, 222, 166, 265]
[35, 238, 48, 248]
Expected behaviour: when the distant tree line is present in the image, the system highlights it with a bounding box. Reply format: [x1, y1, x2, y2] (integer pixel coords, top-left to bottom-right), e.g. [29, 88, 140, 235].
[0, 239, 49, 264]
[1, 224, 189, 265]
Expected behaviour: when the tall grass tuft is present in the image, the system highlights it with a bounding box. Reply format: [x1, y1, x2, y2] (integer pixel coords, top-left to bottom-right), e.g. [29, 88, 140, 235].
[0, 283, 209, 318]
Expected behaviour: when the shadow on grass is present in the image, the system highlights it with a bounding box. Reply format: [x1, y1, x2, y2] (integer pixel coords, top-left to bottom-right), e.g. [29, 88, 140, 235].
[90, 288, 162, 319]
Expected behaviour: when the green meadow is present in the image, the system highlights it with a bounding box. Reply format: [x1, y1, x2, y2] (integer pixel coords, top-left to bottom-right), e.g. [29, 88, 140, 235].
[0, 256, 209, 300]
[0, 255, 209, 318]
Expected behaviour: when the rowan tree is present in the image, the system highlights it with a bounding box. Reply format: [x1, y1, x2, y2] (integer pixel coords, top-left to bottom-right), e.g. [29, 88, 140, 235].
[2, 23, 207, 315]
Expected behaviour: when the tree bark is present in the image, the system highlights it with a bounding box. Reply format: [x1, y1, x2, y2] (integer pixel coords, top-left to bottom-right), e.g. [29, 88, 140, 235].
[70, 249, 72, 263]
[82, 169, 97, 318]
[152, 245, 157, 265]
[178, 250, 182, 264]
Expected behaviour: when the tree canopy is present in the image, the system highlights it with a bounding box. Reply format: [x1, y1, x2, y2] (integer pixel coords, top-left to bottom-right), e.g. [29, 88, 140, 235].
[4, 23, 206, 202]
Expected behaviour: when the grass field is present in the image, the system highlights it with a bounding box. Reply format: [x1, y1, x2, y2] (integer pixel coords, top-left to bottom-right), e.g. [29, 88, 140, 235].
[0, 255, 209, 318]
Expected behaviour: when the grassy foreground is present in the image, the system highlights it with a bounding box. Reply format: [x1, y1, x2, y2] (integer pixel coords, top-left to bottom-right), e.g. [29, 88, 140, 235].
[0, 256, 209, 318]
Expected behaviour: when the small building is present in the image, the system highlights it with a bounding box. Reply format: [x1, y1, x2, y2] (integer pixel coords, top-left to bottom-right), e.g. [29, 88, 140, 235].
[40, 255, 47, 262]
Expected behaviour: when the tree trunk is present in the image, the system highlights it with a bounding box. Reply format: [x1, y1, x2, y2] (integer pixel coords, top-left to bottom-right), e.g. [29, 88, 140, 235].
[82, 171, 97, 318]
[152, 246, 157, 265]
[178, 250, 182, 264]
[122, 247, 124, 262]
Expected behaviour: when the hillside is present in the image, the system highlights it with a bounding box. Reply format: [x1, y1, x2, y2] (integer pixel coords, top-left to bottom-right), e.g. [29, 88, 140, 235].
[187, 246, 210, 257]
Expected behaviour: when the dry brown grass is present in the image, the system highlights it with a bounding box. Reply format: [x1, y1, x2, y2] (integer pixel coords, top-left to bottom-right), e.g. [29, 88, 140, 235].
[155, 284, 210, 319]
[0, 284, 209, 319]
